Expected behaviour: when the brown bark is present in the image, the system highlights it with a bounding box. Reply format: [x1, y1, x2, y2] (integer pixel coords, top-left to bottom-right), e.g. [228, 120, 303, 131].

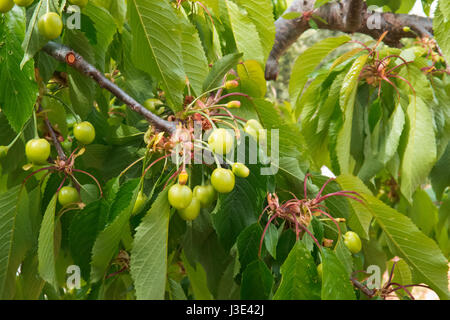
[42, 41, 177, 134]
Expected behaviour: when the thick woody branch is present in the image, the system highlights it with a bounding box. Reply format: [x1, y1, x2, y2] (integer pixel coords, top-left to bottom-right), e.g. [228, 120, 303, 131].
[345, 0, 364, 31]
[265, 0, 434, 80]
[42, 41, 177, 134]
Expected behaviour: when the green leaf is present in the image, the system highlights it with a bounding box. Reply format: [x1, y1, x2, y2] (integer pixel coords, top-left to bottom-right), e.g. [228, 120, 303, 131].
[439, 0, 450, 20]
[0, 186, 21, 298]
[253, 98, 310, 181]
[90, 179, 139, 282]
[336, 54, 368, 174]
[84, 3, 117, 72]
[128, 0, 185, 111]
[434, 4, 450, 64]
[38, 194, 58, 290]
[212, 172, 266, 252]
[410, 189, 438, 236]
[289, 36, 350, 108]
[234, 0, 275, 62]
[282, 12, 301, 19]
[273, 241, 321, 300]
[321, 249, 356, 300]
[202, 52, 243, 92]
[430, 143, 450, 201]
[64, 29, 96, 119]
[180, 14, 209, 96]
[237, 60, 267, 98]
[237, 223, 263, 271]
[337, 174, 450, 300]
[263, 223, 278, 259]
[358, 101, 405, 181]
[167, 278, 187, 300]
[400, 96, 437, 202]
[183, 209, 232, 298]
[181, 251, 213, 300]
[240, 260, 273, 299]
[224, 0, 264, 64]
[130, 188, 170, 300]
[91, 0, 126, 32]
[68, 200, 108, 280]
[0, 7, 38, 132]
[42, 96, 68, 137]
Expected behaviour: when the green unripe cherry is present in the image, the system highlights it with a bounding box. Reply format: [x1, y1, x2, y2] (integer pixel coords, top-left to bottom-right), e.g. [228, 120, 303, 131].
[0, 146, 9, 159]
[168, 183, 193, 210]
[73, 121, 96, 145]
[343, 231, 362, 254]
[208, 128, 234, 155]
[178, 197, 201, 221]
[211, 168, 235, 193]
[25, 138, 51, 165]
[244, 119, 265, 143]
[317, 263, 323, 280]
[132, 191, 147, 215]
[38, 12, 63, 40]
[13, 0, 33, 7]
[193, 184, 216, 208]
[58, 186, 80, 206]
[232, 162, 250, 178]
[143, 98, 163, 113]
[0, 0, 14, 13]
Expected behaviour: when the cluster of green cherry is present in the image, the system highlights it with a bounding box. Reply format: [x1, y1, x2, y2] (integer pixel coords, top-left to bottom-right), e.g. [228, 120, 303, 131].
[23, 120, 96, 207]
[166, 119, 262, 221]
[0, 0, 88, 40]
[140, 79, 267, 221]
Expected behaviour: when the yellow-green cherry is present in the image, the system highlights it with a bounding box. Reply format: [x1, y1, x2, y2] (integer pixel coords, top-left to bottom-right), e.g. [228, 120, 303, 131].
[73, 121, 96, 145]
[13, 0, 33, 7]
[211, 168, 235, 193]
[38, 12, 63, 40]
[0, 0, 14, 13]
[58, 186, 80, 206]
[178, 197, 201, 221]
[168, 183, 193, 210]
[25, 138, 51, 164]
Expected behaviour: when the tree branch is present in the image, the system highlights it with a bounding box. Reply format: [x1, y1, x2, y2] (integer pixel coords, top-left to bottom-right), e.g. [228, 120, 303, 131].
[265, 0, 433, 80]
[42, 41, 177, 134]
[345, 0, 364, 32]
[43, 116, 67, 161]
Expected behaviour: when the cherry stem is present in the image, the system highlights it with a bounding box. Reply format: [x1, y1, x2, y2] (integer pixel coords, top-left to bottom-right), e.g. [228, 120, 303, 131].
[142, 154, 171, 178]
[259, 213, 279, 258]
[316, 191, 364, 204]
[105, 266, 128, 280]
[387, 261, 397, 284]
[22, 166, 55, 187]
[315, 177, 336, 200]
[386, 282, 415, 300]
[72, 168, 103, 198]
[56, 175, 67, 193]
[313, 209, 341, 238]
[303, 173, 311, 199]
[214, 92, 251, 104]
[389, 74, 416, 95]
[258, 204, 271, 223]
[163, 166, 183, 190]
[209, 113, 248, 122]
[297, 221, 322, 250]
